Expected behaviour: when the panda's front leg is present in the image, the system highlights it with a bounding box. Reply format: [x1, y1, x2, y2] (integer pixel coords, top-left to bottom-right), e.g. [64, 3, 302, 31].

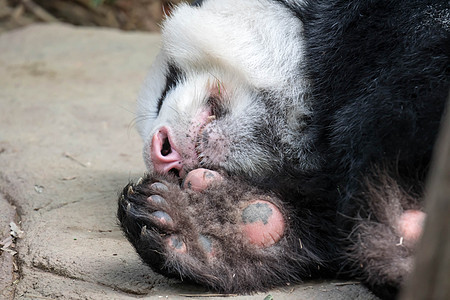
[117, 168, 320, 293]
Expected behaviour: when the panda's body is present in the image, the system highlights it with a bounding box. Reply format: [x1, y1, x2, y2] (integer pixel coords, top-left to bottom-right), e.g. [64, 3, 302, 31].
[118, 1, 450, 298]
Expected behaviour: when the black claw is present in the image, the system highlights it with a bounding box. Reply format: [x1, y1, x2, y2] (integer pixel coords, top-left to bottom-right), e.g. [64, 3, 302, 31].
[140, 225, 147, 236]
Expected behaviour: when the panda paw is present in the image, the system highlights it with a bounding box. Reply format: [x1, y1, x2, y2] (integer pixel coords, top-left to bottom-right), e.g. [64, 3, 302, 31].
[117, 169, 305, 293]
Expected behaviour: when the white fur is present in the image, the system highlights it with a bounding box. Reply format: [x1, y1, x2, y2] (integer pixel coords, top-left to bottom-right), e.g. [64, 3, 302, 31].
[136, 0, 313, 175]
[162, 0, 306, 94]
[137, 0, 307, 139]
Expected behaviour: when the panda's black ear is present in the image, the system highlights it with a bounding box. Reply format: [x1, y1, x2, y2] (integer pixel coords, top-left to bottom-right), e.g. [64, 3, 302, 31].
[191, 0, 205, 7]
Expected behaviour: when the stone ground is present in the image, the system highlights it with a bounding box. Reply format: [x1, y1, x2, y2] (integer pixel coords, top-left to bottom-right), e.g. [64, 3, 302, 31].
[0, 24, 378, 299]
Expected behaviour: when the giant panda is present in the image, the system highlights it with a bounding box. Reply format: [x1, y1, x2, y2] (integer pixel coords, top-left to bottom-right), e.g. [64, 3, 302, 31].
[117, 1, 450, 299]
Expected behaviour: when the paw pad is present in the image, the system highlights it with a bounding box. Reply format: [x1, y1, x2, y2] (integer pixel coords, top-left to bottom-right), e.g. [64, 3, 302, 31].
[396, 210, 426, 244]
[183, 168, 223, 191]
[198, 234, 215, 257]
[147, 195, 167, 205]
[151, 211, 174, 227]
[241, 200, 285, 248]
[150, 182, 169, 192]
[166, 235, 187, 253]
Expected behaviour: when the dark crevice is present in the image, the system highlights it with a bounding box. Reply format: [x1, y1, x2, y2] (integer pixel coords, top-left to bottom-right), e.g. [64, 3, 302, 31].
[168, 168, 180, 177]
[31, 263, 153, 296]
[161, 137, 172, 156]
[0, 174, 23, 299]
[0, 174, 24, 217]
[33, 199, 81, 212]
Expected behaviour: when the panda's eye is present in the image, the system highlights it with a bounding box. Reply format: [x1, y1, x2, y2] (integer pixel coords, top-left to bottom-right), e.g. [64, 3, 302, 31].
[157, 64, 183, 114]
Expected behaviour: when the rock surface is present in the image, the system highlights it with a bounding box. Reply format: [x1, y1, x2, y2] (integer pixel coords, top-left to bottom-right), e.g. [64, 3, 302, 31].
[0, 24, 378, 299]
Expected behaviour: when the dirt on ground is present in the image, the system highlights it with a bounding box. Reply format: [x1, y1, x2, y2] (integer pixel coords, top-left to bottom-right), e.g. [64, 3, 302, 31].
[0, 0, 188, 34]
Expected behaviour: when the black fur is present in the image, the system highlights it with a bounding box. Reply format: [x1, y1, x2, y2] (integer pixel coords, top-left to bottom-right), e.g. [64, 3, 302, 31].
[191, 0, 205, 7]
[157, 64, 183, 114]
[296, 1, 449, 297]
[294, 0, 449, 297]
[118, 1, 450, 299]
[299, 0, 449, 198]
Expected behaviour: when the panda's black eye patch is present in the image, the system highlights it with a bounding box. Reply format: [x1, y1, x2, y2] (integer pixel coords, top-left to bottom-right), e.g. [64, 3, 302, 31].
[191, 0, 205, 7]
[157, 64, 183, 114]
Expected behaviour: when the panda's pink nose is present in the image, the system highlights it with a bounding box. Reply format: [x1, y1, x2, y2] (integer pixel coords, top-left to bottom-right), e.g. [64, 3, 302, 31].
[150, 127, 183, 176]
